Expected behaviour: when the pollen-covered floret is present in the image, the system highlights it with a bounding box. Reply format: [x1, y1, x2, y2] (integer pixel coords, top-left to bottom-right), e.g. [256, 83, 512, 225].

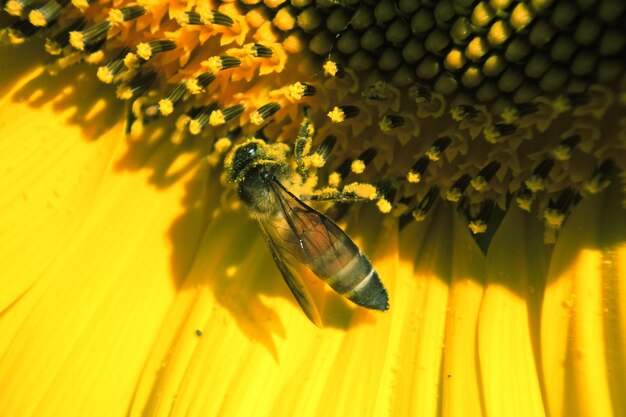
[3, 0, 624, 242]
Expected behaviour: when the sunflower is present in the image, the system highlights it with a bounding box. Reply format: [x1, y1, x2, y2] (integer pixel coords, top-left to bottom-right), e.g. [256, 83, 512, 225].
[1, 1, 625, 416]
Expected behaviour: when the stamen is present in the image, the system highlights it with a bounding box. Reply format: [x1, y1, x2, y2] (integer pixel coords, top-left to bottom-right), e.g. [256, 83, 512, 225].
[188, 103, 219, 134]
[123, 52, 144, 69]
[69, 20, 111, 51]
[4, 0, 36, 17]
[515, 184, 534, 212]
[408, 82, 432, 102]
[96, 48, 129, 84]
[334, 157, 355, 182]
[412, 186, 440, 221]
[483, 122, 518, 143]
[362, 83, 390, 101]
[197, 7, 234, 26]
[406, 156, 430, 183]
[323, 59, 345, 78]
[468, 200, 495, 235]
[379, 115, 405, 132]
[543, 188, 581, 231]
[136, 39, 176, 61]
[250, 102, 280, 125]
[525, 159, 555, 192]
[426, 136, 452, 161]
[471, 161, 501, 191]
[287, 82, 316, 100]
[201, 56, 241, 73]
[28, 0, 68, 27]
[209, 104, 245, 126]
[377, 199, 392, 214]
[351, 148, 377, 174]
[584, 159, 614, 194]
[4, 20, 39, 44]
[451, 104, 480, 120]
[115, 71, 156, 100]
[446, 174, 472, 202]
[327, 105, 359, 123]
[310, 135, 336, 167]
[186, 72, 215, 95]
[71, 0, 94, 11]
[109, 6, 146, 25]
[176, 11, 203, 26]
[552, 135, 581, 161]
[44, 18, 85, 55]
[251, 43, 273, 58]
[158, 81, 188, 116]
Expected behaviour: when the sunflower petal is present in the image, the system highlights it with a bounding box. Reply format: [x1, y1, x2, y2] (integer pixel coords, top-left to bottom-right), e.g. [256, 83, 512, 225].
[480, 205, 550, 417]
[542, 184, 626, 417]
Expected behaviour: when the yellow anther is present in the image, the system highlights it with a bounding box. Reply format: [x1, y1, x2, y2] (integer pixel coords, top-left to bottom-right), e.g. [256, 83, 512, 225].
[445, 188, 462, 202]
[158, 99, 174, 116]
[309, 153, 326, 168]
[136, 43, 153, 60]
[516, 195, 533, 211]
[108, 9, 125, 25]
[69, 31, 85, 51]
[351, 160, 366, 174]
[202, 56, 223, 73]
[327, 107, 346, 123]
[214, 138, 233, 154]
[406, 171, 421, 183]
[584, 177, 609, 194]
[185, 78, 203, 95]
[412, 210, 426, 222]
[377, 199, 392, 214]
[470, 177, 488, 191]
[328, 172, 341, 188]
[249, 111, 264, 125]
[288, 82, 306, 100]
[209, 110, 226, 126]
[379, 117, 393, 133]
[115, 86, 133, 100]
[188, 120, 202, 135]
[469, 220, 488, 234]
[524, 176, 546, 192]
[96, 66, 114, 84]
[543, 209, 565, 229]
[552, 145, 573, 161]
[425, 147, 442, 161]
[323, 60, 339, 77]
[124, 53, 140, 69]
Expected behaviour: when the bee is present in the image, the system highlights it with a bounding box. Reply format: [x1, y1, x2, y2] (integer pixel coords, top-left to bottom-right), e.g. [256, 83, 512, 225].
[224, 136, 389, 326]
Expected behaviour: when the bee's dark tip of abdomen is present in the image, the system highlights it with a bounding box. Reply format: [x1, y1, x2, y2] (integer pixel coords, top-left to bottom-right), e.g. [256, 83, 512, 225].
[349, 272, 389, 312]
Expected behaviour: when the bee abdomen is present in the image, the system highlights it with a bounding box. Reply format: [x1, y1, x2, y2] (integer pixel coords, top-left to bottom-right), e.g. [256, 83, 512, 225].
[324, 254, 389, 311]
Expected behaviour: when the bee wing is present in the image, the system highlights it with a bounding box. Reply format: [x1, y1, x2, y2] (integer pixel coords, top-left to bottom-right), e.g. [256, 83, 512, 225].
[258, 221, 323, 327]
[269, 180, 389, 311]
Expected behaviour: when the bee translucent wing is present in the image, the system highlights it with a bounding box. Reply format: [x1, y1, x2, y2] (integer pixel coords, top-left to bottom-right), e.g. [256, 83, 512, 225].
[258, 222, 323, 327]
[269, 180, 389, 311]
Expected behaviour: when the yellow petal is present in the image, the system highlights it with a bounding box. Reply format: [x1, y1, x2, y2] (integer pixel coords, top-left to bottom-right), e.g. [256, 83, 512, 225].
[542, 184, 626, 417]
[480, 206, 550, 417]
[0, 46, 204, 416]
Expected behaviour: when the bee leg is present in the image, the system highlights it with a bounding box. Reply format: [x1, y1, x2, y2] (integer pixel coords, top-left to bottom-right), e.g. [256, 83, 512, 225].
[294, 106, 315, 177]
